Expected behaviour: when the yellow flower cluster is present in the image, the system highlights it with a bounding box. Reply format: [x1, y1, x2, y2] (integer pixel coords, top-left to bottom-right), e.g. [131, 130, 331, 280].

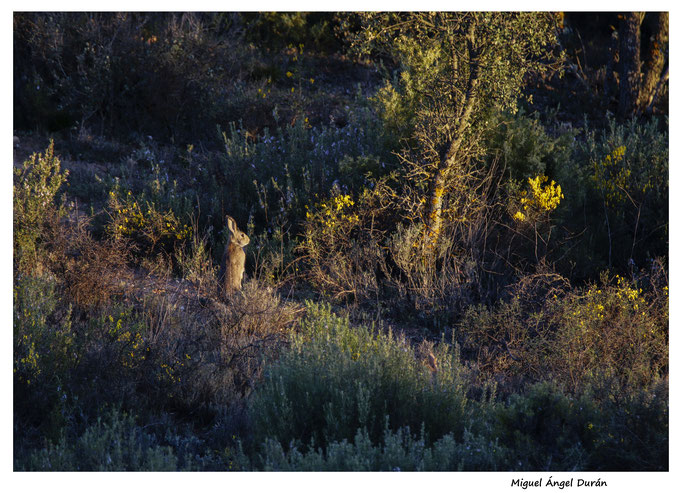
[159, 356, 190, 384]
[110, 190, 191, 242]
[525, 175, 564, 211]
[118, 330, 144, 368]
[570, 294, 606, 333]
[513, 175, 564, 222]
[306, 193, 360, 234]
[107, 314, 146, 369]
[606, 145, 626, 162]
[614, 275, 643, 309]
[569, 277, 652, 332]
[115, 200, 145, 235]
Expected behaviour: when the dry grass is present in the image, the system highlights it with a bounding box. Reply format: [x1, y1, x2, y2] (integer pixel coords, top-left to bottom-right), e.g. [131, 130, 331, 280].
[42, 211, 131, 309]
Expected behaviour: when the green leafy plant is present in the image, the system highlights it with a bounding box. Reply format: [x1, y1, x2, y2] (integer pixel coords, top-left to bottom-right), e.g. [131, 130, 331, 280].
[251, 425, 512, 471]
[249, 301, 473, 453]
[13, 141, 68, 276]
[20, 408, 178, 471]
[13, 275, 76, 442]
[561, 116, 668, 276]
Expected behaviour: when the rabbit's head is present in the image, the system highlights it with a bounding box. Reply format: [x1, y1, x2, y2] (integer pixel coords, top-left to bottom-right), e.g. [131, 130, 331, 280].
[226, 215, 250, 247]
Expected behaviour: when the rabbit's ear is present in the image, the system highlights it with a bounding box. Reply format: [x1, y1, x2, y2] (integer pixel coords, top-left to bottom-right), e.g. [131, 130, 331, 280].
[226, 215, 236, 234]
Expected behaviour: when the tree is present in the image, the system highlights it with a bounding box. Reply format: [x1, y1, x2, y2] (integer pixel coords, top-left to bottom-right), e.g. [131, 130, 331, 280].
[617, 12, 669, 118]
[348, 12, 562, 250]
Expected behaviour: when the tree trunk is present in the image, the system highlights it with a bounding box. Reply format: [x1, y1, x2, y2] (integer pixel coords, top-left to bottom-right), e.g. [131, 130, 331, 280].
[424, 23, 481, 250]
[638, 12, 669, 112]
[617, 12, 644, 119]
[425, 166, 447, 249]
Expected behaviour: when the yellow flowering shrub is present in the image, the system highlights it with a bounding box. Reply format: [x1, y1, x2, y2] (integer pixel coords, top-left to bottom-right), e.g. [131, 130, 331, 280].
[512, 174, 564, 223]
[547, 275, 667, 391]
[299, 188, 384, 302]
[461, 273, 668, 394]
[105, 312, 148, 370]
[305, 193, 359, 236]
[107, 188, 191, 252]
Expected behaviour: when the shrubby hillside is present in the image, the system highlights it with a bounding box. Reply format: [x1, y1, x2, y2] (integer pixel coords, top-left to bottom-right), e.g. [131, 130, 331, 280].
[13, 12, 668, 471]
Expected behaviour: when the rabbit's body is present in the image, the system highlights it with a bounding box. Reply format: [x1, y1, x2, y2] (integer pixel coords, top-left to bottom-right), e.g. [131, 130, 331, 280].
[221, 216, 250, 296]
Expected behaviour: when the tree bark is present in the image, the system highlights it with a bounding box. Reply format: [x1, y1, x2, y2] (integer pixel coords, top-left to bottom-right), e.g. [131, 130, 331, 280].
[638, 12, 669, 112]
[425, 166, 447, 248]
[424, 23, 481, 249]
[617, 12, 645, 119]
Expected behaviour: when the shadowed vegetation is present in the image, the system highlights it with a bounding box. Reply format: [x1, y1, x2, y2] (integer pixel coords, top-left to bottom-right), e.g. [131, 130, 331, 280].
[14, 12, 667, 471]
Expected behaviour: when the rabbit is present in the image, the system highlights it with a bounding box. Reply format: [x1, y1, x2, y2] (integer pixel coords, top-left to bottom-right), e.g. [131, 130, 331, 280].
[220, 215, 250, 296]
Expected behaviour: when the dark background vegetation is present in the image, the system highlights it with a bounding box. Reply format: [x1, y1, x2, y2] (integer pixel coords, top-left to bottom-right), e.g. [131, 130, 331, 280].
[13, 12, 668, 471]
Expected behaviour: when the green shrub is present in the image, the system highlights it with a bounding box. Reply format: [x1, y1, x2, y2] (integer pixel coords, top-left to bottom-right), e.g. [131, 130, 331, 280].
[248, 301, 473, 453]
[13, 141, 68, 276]
[20, 408, 178, 471]
[493, 380, 666, 471]
[243, 13, 341, 53]
[252, 425, 513, 471]
[494, 382, 598, 470]
[492, 379, 668, 471]
[562, 116, 668, 277]
[586, 377, 668, 471]
[485, 109, 577, 183]
[13, 275, 76, 442]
